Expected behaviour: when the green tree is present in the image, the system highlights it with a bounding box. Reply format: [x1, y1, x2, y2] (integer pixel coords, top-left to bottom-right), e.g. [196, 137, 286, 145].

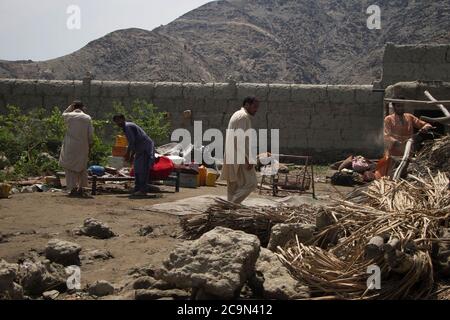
[110, 99, 171, 145]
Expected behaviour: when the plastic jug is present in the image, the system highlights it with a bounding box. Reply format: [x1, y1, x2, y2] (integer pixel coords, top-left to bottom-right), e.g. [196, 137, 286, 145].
[206, 170, 217, 187]
[198, 166, 207, 186]
[0, 183, 12, 198]
[115, 135, 128, 147]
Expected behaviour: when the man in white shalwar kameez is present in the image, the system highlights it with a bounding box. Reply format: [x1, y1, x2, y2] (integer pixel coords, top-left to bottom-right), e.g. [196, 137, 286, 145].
[59, 101, 94, 197]
[221, 97, 259, 204]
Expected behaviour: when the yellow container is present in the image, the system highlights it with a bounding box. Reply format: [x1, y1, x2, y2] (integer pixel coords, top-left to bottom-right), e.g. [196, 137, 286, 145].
[198, 166, 207, 187]
[115, 135, 128, 147]
[0, 183, 12, 198]
[206, 171, 217, 187]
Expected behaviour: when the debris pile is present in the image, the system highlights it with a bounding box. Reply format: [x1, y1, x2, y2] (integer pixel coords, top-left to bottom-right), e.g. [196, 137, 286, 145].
[180, 198, 318, 246]
[73, 218, 116, 239]
[411, 135, 450, 176]
[278, 171, 450, 300]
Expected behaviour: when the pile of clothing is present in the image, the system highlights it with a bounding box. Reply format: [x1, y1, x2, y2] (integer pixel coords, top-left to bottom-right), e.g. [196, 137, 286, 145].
[330, 155, 376, 187]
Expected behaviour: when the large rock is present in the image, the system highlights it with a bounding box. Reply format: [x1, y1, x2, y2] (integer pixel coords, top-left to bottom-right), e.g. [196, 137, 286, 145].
[88, 280, 115, 297]
[80, 249, 114, 264]
[0, 259, 23, 299]
[18, 259, 67, 296]
[250, 248, 310, 300]
[156, 227, 260, 299]
[76, 218, 116, 239]
[42, 290, 60, 300]
[135, 288, 190, 300]
[267, 224, 315, 251]
[45, 239, 82, 266]
[132, 276, 158, 290]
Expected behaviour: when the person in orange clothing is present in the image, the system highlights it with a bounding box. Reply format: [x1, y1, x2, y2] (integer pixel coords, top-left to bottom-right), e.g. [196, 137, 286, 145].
[384, 97, 433, 157]
[376, 97, 433, 178]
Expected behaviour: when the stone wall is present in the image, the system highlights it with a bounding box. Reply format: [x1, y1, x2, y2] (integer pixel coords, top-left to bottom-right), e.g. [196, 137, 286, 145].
[0, 79, 384, 162]
[381, 43, 450, 88]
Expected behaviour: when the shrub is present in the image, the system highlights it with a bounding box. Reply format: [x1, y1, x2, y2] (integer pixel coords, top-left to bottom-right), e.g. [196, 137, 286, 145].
[0, 100, 170, 181]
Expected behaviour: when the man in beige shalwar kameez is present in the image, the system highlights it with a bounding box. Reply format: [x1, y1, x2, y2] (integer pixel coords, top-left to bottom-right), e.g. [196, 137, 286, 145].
[59, 101, 94, 197]
[221, 97, 259, 204]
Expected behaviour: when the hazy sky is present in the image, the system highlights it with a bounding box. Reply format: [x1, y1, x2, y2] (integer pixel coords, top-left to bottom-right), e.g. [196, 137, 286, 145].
[0, 0, 212, 61]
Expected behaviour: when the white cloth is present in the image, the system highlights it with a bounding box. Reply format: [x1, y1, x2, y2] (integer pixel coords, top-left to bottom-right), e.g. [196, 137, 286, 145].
[65, 169, 88, 191]
[227, 165, 257, 204]
[221, 108, 253, 183]
[221, 107, 257, 203]
[59, 107, 94, 173]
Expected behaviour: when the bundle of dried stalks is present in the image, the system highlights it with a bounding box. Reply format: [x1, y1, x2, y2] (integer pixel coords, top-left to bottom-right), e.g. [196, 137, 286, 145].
[180, 198, 318, 246]
[347, 171, 450, 212]
[279, 171, 449, 300]
[412, 135, 450, 175]
[279, 241, 433, 300]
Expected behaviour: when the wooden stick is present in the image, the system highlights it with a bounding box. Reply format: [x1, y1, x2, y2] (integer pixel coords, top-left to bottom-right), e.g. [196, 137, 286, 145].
[424, 90, 450, 117]
[393, 138, 413, 181]
[384, 98, 450, 105]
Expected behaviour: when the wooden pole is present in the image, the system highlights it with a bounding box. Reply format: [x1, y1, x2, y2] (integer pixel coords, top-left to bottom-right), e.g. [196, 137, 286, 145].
[393, 138, 413, 181]
[384, 98, 450, 105]
[421, 90, 450, 126]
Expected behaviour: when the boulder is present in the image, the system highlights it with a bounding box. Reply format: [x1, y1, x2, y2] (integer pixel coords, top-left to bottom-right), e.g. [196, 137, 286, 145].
[127, 264, 157, 278]
[81, 249, 114, 263]
[250, 248, 310, 300]
[0, 259, 23, 299]
[18, 259, 67, 296]
[45, 239, 82, 266]
[42, 290, 60, 300]
[156, 227, 260, 299]
[135, 288, 190, 300]
[132, 276, 158, 290]
[88, 280, 115, 297]
[267, 224, 315, 251]
[76, 218, 116, 239]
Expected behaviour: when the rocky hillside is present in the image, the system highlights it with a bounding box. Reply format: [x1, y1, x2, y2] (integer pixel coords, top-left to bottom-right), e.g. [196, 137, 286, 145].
[1, 0, 449, 84]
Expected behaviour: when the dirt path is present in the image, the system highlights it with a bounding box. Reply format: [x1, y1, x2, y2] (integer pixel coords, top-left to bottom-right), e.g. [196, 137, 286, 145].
[0, 182, 346, 288]
[0, 186, 228, 287]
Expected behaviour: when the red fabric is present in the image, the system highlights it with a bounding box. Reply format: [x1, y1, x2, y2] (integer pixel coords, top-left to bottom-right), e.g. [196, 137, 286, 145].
[130, 156, 175, 180]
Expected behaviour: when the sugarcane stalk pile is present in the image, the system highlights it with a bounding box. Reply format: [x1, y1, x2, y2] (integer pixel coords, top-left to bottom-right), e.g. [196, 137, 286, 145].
[411, 135, 450, 176]
[180, 198, 318, 246]
[279, 171, 450, 300]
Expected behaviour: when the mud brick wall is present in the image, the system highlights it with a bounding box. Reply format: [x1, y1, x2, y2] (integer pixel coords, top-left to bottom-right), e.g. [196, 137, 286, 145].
[0, 79, 384, 162]
[381, 43, 450, 88]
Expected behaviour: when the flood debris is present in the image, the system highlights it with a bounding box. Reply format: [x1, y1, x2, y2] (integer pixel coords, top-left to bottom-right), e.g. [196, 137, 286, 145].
[73, 218, 116, 239]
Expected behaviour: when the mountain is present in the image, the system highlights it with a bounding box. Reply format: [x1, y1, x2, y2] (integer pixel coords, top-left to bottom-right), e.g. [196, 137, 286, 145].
[1, 0, 449, 84]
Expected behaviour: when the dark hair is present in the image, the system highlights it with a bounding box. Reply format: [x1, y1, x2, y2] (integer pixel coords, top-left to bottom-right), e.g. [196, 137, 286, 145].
[113, 114, 126, 122]
[243, 96, 258, 107]
[72, 100, 84, 109]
